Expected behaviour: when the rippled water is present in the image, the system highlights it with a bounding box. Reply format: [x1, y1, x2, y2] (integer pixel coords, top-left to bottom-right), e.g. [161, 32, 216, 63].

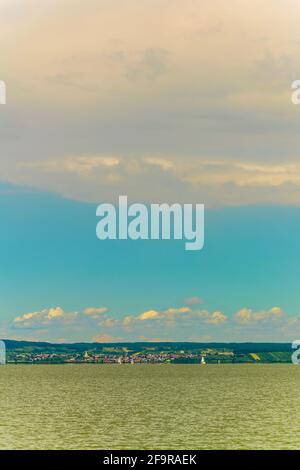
[0, 364, 299, 449]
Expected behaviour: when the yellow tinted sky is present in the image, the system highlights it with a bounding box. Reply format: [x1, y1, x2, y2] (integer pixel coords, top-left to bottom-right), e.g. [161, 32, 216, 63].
[1, 0, 300, 205]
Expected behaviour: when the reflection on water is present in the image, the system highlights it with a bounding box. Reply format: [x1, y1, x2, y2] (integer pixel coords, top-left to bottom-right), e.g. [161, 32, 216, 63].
[0, 364, 299, 449]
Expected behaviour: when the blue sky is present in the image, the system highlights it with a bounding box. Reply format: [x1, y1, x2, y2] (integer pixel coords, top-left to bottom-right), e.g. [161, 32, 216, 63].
[0, 183, 299, 342]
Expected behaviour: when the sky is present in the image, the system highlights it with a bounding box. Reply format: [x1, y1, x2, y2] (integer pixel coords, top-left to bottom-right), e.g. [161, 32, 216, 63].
[0, 0, 300, 342]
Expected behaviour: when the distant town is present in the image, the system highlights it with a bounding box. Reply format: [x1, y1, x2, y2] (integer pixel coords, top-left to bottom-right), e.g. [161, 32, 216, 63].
[1, 340, 293, 364]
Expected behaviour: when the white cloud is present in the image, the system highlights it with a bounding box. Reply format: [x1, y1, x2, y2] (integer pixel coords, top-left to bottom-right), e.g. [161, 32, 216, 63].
[48, 307, 64, 319]
[84, 307, 108, 316]
[124, 305, 227, 328]
[10, 301, 299, 342]
[235, 308, 252, 325]
[14, 307, 66, 329]
[184, 296, 203, 306]
[92, 334, 120, 343]
[235, 306, 283, 325]
[164, 307, 191, 316]
[270, 307, 283, 315]
[122, 315, 135, 328]
[137, 310, 162, 321]
[205, 311, 228, 325]
[98, 318, 118, 328]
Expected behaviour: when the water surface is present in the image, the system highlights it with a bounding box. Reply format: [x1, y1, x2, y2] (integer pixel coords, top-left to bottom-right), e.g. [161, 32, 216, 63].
[0, 364, 299, 449]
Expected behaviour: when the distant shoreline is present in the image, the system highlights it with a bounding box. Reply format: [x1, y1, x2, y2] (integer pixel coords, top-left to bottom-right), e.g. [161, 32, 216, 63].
[2, 362, 294, 366]
[1, 340, 293, 365]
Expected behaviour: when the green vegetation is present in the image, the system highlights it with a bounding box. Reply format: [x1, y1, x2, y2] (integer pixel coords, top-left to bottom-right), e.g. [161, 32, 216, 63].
[1, 340, 293, 364]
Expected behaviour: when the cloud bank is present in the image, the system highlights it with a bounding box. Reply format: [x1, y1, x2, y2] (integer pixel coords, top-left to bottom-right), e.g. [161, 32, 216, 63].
[9, 299, 300, 343]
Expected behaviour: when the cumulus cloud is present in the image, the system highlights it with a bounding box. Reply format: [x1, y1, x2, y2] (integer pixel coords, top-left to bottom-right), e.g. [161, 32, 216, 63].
[184, 296, 203, 306]
[235, 308, 252, 325]
[270, 307, 283, 315]
[205, 311, 228, 325]
[83, 307, 108, 316]
[48, 307, 64, 319]
[14, 307, 67, 329]
[92, 334, 120, 343]
[122, 315, 135, 328]
[120, 305, 226, 328]
[137, 310, 162, 321]
[10, 300, 299, 342]
[164, 307, 191, 316]
[98, 318, 118, 328]
[235, 307, 283, 325]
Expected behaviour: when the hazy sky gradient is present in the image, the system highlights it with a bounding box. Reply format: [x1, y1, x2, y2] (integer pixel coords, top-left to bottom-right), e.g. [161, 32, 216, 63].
[0, 0, 300, 205]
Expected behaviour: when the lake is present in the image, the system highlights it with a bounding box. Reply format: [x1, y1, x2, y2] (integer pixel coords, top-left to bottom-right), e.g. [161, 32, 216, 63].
[0, 364, 299, 449]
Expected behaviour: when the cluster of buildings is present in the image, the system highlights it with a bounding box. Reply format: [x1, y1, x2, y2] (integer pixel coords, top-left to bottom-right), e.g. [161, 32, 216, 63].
[2, 340, 292, 364]
[9, 350, 211, 364]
